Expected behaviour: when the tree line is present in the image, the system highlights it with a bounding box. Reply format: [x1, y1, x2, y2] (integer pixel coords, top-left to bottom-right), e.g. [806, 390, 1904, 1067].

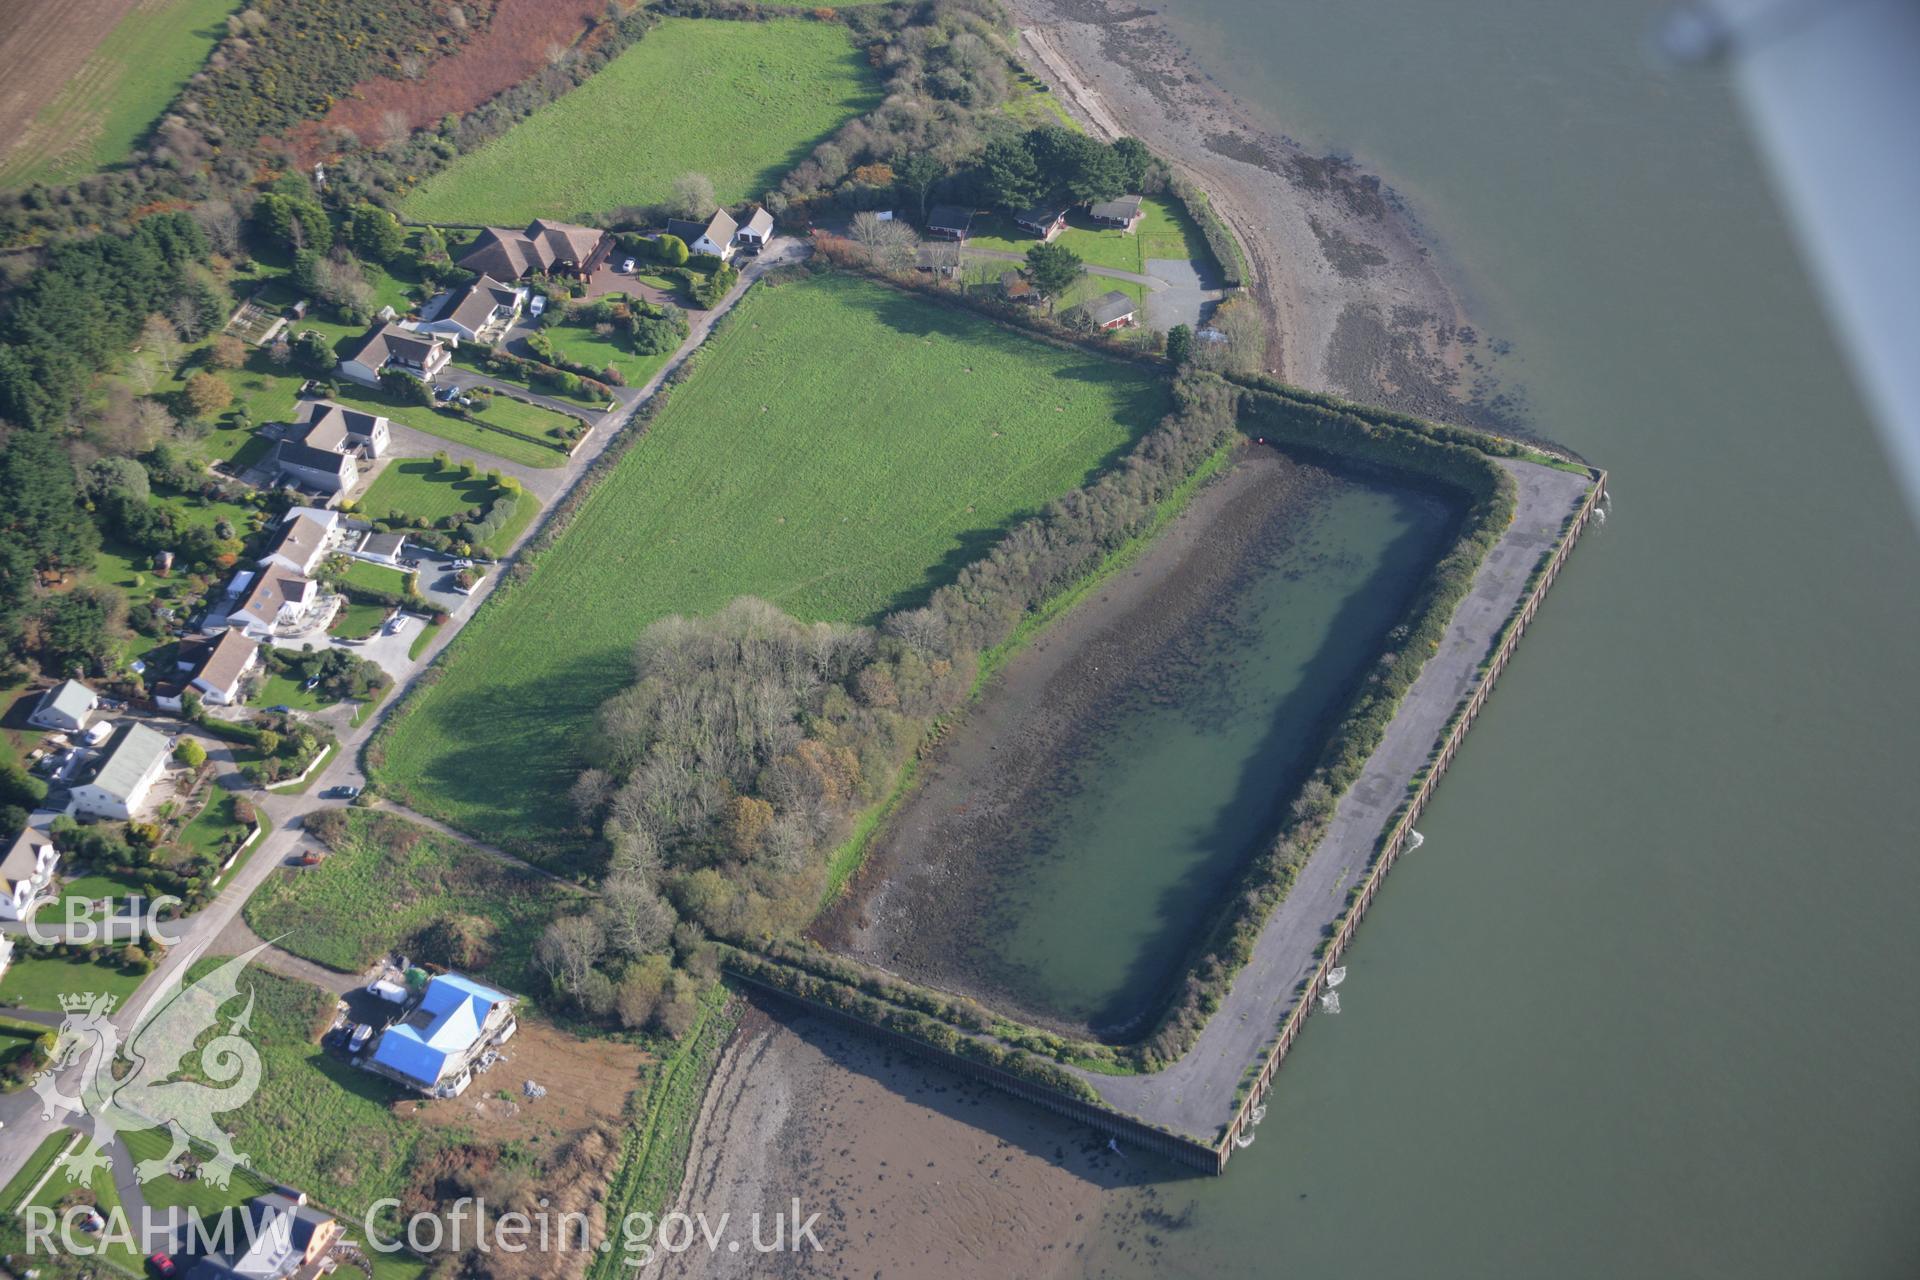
[546, 374, 1241, 1030]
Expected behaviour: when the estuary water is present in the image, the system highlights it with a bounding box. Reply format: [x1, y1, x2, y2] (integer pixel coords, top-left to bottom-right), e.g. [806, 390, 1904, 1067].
[1073, 0, 1920, 1275]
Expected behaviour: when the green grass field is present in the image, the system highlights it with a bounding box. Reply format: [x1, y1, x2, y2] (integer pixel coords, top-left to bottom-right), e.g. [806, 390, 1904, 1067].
[0, 0, 243, 190]
[244, 810, 585, 994]
[400, 18, 880, 225]
[371, 272, 1169, 854]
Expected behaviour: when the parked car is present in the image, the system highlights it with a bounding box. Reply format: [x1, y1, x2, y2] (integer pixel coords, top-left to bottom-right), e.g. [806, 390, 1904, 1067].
[349, 1023, 373, 1053]
[321, 785, 361, 800]
[301, 677, 321, 691]
[528, 295, 546, 318]
[435, 385, 458, 403]
[147, 1252, 178, 1277]
[266, 704, 295, 714]
[621, 257, 637, 273]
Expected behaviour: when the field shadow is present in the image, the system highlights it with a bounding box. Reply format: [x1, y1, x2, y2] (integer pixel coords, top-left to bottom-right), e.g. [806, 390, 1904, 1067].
[375, 647, 615, 872]
[857, 284, 1170, 623]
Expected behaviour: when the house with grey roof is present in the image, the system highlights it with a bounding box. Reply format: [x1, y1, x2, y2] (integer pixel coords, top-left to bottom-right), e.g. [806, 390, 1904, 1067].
[1087, 194, 1145, 231]
[69, 722, 170, 820]
[457, 219, 610, 280]
[927, 206, 975, 241]
[182, 1186, 340, 1280]
[0, 828, 58, 921]
[1014, 205, 1068, 241]
[270, 404, 388, 498]
[666, 208, 740, 261]
[1073, 289, 1139, 332]
[338, 324, 451, 389]
[417, 273, 527, 344]
[28, 679, 97, 733]
[351, 530, 409, 566]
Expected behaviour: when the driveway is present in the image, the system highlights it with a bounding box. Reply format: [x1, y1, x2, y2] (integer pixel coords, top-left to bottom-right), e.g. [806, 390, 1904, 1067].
[1143, 257, 1226, 331]
[960, 247, 1226, 330]
[435, 365, 630, 424]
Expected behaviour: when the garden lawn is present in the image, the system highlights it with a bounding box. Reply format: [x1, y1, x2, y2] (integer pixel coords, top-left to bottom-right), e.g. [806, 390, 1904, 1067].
[361, 459, 502, 523]
[243, 810, 586, 996]
[544, 320, 674, 390]
[968, 196, 1214, 279]
[171, 785, 250, 862]
[0, 0, 243, 189]
[252, 672, 335, 713]
[371, 272, 1169, 855]
[333, 601, 387, 640]
[338, 561, 411, 596]
[360, 461, 542, 555]
[400, 18, 880, 224]
[0, 953, 149, 1013]
[466, 391, 586, 442]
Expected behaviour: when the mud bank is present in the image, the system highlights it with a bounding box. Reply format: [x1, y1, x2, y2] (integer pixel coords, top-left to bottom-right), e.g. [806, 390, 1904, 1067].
[657, 1007, 1189, 1280]
[815, 448, 1455, 1036]
[1016, 0, 1532, 433]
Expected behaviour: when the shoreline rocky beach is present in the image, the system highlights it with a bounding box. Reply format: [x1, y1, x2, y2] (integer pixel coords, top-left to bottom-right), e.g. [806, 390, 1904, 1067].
[663, 3, 1539, 1275]
[1019, 0, 1528, 431]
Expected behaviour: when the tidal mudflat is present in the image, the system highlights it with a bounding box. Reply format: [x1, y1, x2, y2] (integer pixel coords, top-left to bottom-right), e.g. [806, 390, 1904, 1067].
[819, 446, 1457, 1036]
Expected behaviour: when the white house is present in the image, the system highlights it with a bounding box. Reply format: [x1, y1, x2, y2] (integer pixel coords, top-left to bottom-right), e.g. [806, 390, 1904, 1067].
[416, 275, 526, 344]
[156, 629, 259, 710]
[665, 209, 739, 261]
[734, 206, 775, 252]
[69, 723, 170, 821]
[338, 324, 451, 388]
[28, 679, 97, 733]
[0, 828, 58, 921]
[351, 531, 408, 567]
[259, 510, 339, 576]
[217, 569, 322, 641]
